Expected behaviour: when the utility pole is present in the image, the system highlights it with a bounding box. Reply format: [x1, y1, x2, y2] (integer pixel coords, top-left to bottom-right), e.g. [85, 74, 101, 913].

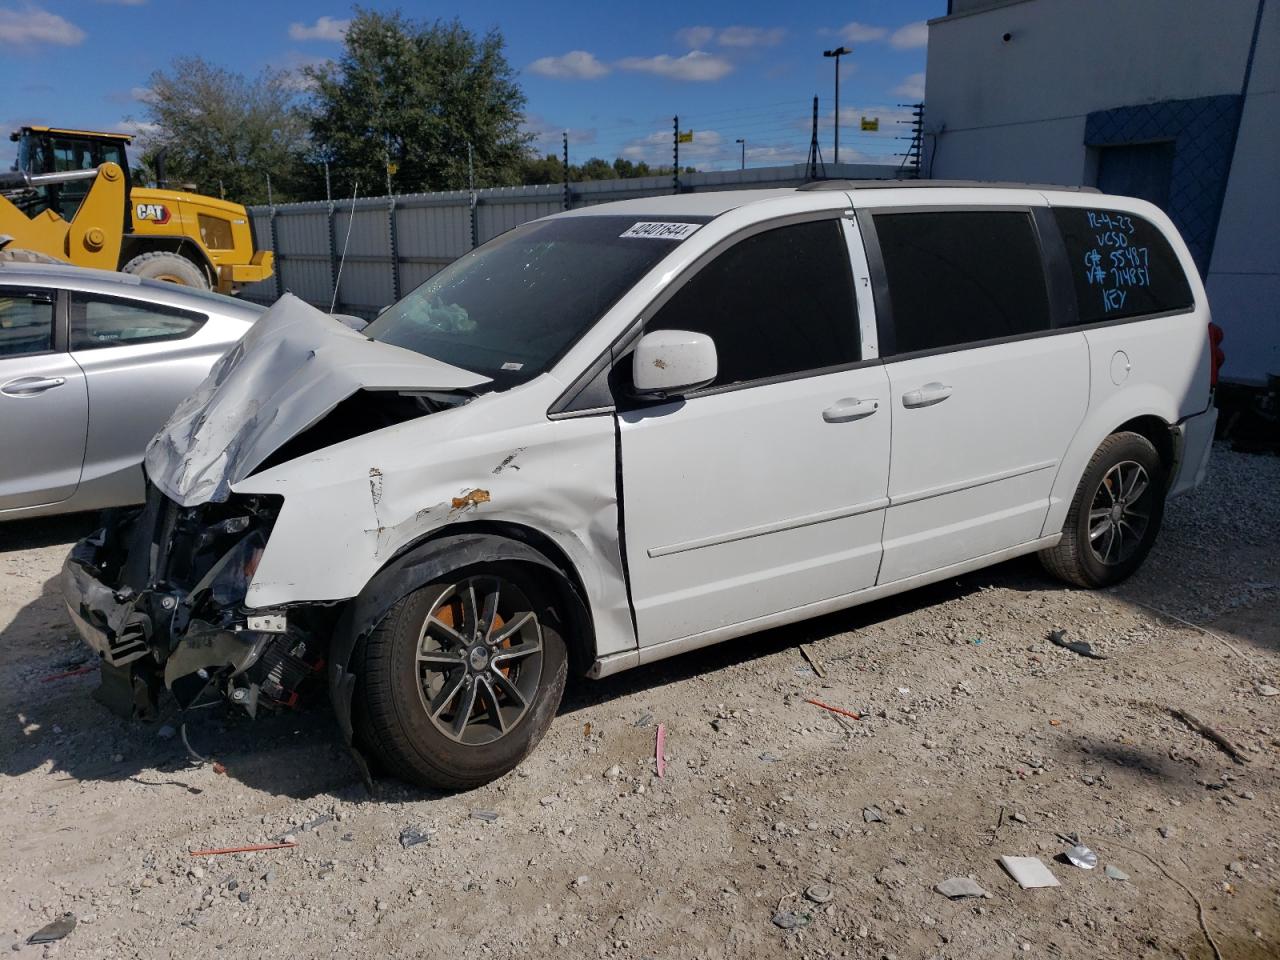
[672, 115, 680, 194]
[822, 46, 851, 164]
[561, 130, 570, 211]
[736, 138, 745, 170]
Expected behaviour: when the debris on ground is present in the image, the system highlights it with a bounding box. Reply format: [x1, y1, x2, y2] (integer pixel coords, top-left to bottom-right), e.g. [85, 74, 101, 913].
[470, 810, 498, 822]
[1064, 844, 1098, 869]
[804, 883, 834, 904]
[38, 665, 95, 683]
[300, 814, 333, 831]
[1047, 628, 1107, 660]
[27, 913, 76, 944]
[1000, 856, 1061, 889]
[1104, 865, 1130, 881]
[798, 643, 827, 678]
[189, 841, 298, 857]
[655, 722, 666, 778]
[1256, 683, 1279, 697]
[1169, 707, 1249, 764]
[934, 877, 991, 900]
[771, 910, 810, 930]
[805, 697, 862, 721]
[399, 826, 433, 849]
[862, 806, 885, 824]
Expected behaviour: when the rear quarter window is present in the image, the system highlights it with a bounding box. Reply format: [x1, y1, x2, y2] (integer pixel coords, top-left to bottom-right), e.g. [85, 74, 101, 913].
[1053, 208, 1194, 324]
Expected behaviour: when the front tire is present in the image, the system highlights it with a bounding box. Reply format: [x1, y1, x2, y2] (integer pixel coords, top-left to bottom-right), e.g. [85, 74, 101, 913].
[121, 251, 210, 289]
[1039, 431, 1166, 588]
[353, 564, 568, 790]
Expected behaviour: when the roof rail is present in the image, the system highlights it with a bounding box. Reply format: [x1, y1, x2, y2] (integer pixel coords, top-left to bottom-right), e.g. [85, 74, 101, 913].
[798, 178, 1101, 193]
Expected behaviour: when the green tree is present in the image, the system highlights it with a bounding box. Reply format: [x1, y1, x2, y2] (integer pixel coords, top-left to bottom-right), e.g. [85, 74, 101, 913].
[307, 9, 528, 195]
[141, 57, 309, 205]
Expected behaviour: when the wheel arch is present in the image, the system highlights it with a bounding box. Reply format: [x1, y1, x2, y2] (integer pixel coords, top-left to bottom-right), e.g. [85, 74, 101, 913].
[327, 525, 596, 748]
[1112, 414, 1176, 472]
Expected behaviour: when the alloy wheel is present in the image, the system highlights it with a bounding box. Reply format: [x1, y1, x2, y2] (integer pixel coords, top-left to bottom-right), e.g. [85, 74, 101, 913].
[414, 576, 544, 745]
[1087, 460, 1152, 566]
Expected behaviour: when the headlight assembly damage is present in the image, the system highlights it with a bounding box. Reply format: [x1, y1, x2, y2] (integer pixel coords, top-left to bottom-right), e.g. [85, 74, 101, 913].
[62, 487, 333, 719]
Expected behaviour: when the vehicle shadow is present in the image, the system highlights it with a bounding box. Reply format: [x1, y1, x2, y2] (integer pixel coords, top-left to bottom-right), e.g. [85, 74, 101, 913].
[5, 543, 1270, 804]
[0, 511, 99, 552]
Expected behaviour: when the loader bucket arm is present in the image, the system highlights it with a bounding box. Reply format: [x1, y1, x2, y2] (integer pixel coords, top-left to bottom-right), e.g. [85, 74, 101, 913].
[0, 162, 126, 271]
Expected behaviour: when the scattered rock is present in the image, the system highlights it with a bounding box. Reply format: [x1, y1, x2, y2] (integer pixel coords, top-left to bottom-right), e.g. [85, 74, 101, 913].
[1255, 684, 1278, 697]
[1158, 825, 1175, 839]
[863, 806, 885, 824]
[26, 914, 75, 945]
[603, 765, 623, 781]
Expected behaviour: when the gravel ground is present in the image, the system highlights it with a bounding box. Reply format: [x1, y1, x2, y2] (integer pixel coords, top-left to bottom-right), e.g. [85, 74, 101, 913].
[0, 444, 1276, 960]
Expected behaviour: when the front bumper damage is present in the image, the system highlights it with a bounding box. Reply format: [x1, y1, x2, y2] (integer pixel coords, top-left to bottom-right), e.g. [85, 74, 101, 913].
[62, 485, 330, 719]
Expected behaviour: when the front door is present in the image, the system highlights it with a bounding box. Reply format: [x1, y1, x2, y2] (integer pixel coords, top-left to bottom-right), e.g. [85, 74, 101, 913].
[0, 287, 89, 510]
[864, 208, 1089, 584]
[618, 217, 891, 646]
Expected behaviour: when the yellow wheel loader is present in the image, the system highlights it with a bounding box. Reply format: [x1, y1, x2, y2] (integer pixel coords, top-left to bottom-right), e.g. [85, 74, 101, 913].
[0, 126, 273, 293]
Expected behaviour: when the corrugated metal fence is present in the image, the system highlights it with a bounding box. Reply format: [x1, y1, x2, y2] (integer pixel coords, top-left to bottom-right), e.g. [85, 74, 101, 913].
[243, 162, 902, 316]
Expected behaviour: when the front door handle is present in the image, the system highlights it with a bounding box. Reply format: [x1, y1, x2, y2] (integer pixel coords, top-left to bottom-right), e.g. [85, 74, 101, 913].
[902, 382, 952, 408]
[822, 397, 879, 423]
[1, 376, 67, 397]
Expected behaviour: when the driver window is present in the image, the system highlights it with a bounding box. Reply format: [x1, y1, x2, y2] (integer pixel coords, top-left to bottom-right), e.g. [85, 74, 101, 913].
[646, 218, 860, 390]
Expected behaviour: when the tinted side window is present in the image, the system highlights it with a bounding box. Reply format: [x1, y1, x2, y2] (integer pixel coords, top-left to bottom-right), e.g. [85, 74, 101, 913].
[648, 219, 859, 388]
[1053, 208, 1194, 323]
[873, 211, 1051, 355]
[70, 294, 204, 350]
[0, 288, 55, 357]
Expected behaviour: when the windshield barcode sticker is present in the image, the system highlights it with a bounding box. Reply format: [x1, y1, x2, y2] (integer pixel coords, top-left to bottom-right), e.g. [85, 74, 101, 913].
[620, 221, 701, 240]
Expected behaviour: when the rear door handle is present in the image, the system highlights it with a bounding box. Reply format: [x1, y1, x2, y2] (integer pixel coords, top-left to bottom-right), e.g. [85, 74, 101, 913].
[822, 397, 879, 423]
[902, 382, 952, 408]
[1, 376, 67, 397]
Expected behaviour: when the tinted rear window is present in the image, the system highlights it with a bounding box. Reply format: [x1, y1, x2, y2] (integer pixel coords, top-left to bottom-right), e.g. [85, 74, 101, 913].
[873, 211, 1051, 355]
[1053, 208, 1194, 324]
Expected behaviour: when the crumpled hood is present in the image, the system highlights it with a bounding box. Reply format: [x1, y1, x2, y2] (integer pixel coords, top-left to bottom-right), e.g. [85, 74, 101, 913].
[145, 293, 491, 507]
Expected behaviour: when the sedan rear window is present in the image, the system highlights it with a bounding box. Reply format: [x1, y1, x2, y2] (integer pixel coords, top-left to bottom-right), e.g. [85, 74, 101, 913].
[363, 216, 706, 387]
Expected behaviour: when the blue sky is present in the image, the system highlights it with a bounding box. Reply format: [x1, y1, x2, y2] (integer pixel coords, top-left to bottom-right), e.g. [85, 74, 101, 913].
[0, 0, 941, 175]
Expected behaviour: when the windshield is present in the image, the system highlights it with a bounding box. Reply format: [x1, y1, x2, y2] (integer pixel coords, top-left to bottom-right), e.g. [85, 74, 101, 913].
[362, 215, 707, 386]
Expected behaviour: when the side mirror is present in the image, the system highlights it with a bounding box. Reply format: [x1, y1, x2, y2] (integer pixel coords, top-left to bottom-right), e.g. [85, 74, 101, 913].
[632, 329, 717, 398]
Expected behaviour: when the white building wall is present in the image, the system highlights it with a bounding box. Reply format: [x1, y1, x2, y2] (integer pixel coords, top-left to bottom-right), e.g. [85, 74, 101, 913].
[924, 0, 1277, 384]
[1204, 0, 1279, 386]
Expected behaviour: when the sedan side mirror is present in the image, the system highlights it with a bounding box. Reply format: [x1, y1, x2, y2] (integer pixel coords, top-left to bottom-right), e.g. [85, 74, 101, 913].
[632, 329, 718, 398]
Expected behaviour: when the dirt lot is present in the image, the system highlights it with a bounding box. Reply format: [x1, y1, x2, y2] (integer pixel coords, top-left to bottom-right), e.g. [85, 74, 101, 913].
[1, 445, 1277, 960]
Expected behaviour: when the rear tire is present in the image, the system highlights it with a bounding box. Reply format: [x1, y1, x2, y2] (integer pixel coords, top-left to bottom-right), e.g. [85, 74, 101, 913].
[352, 563, 568, 791]
[1039, 431, 1166, 588]
[121, 251, 210, 289]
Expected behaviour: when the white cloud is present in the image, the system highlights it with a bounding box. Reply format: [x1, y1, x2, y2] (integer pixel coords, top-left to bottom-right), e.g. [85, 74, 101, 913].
[621, 127, 724, 164]
[893, 72, 926, 99]
[838, 22, 888, 43]
[131, 85, 156, 104]
[677, 24, 785, 49]
[889, 21, 929, 49]
[675, 26, 714, 48]
[716, 26, 785, 48]
[288, 15, 349, 42]
[618, 50, 733, 82]
[528, 50, 609, 80]
[0, 4, 85, 46]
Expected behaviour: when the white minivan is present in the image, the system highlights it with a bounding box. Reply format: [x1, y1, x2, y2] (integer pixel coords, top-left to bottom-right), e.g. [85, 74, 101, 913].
[63, 182, 1220, 789]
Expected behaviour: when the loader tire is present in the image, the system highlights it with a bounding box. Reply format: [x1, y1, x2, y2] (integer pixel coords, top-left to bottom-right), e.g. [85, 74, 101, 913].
[0, 247, 63, 265]
[121, 251, 210, 289]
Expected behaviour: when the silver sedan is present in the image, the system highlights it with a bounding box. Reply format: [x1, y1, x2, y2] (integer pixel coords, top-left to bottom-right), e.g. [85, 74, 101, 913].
[0, 262, 263, 520]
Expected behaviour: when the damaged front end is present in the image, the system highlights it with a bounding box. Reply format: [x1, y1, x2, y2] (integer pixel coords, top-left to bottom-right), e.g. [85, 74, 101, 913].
[62, 485, 332, 719]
